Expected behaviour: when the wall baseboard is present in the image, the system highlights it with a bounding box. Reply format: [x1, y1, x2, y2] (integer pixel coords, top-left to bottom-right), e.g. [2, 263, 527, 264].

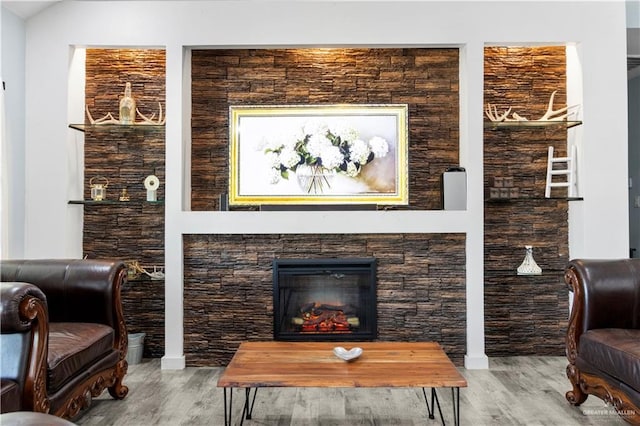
[464, 354, 489, 370]
[161, 355, 186, 370]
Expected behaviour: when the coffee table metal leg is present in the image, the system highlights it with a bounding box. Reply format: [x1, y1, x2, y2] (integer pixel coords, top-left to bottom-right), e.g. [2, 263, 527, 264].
[223, 387, 233, 426]
[452, 387, 460, 426]
[422, 388, 435, 419]
[422, 387, 434, 419]
[422, 388, 445, 424]
[224, 388, 258, 426]
[243, 388, 258, 420]
[433, 388, 445, 424]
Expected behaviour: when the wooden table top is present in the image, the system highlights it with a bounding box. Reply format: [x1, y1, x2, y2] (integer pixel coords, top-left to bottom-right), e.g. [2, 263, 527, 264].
[217, 341, 467, 389]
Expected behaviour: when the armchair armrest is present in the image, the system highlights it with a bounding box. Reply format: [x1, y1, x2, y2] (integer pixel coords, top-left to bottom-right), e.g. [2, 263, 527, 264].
[1, 282, 47, 333]
[0, 282, 50, 413]
[565, 258, 640, 362]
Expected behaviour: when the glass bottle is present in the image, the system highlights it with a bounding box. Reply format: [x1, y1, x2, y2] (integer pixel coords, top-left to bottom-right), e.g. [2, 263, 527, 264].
[119, 82, 136, 125]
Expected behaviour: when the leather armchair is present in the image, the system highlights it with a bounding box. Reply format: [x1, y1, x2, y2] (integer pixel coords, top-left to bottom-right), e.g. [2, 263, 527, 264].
[565, 258, 640, 424]
[0, 259, 129, 419]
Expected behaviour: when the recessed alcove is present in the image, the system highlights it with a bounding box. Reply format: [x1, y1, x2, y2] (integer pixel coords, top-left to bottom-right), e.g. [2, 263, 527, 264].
[80, 48, 167, 359]
[483, 46, 572, 356]
[190, 47, 460, 211]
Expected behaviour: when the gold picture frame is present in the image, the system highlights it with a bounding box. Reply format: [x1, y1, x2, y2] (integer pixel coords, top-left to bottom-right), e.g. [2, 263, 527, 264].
[229, 104, 409, 206]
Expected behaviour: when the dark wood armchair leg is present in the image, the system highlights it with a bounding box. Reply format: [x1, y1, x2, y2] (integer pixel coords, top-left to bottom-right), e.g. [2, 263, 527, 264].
[108, 361, 129, 400]
[565, 364, 587, 406]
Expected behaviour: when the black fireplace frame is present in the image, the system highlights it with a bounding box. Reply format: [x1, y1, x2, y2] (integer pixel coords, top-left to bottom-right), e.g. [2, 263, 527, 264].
[272, 258, 377, 341]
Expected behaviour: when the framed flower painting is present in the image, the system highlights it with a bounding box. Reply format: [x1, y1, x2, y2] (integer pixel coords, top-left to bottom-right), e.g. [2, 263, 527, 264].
[228, 104, 409, 205]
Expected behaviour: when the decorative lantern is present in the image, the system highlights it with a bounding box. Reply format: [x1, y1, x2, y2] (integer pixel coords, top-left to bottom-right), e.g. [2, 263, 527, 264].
[89, 176, 109, 201]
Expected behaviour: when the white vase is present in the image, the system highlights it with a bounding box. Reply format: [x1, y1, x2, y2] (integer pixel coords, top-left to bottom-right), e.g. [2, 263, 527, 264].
[296, 163, 335, 194]
[517, 245, 542, 275]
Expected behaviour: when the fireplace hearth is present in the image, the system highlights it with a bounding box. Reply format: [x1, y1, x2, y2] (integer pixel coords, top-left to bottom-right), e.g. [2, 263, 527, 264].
[273, 258, 377, 341]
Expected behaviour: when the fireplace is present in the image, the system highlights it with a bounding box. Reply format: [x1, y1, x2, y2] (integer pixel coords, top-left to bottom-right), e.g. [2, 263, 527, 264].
[273, 258, 377, 341]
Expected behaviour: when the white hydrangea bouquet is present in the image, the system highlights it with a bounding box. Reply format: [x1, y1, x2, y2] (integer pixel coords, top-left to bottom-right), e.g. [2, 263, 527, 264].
[259, 121, 389, 194]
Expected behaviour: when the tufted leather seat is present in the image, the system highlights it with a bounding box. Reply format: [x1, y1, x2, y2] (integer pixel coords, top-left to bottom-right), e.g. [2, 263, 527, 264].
[577, 328, 640, 399]
[47, 323, 115, 393]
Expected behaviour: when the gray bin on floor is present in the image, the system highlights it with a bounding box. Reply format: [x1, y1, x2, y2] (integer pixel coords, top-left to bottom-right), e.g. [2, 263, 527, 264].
[126, 332, 145, 365]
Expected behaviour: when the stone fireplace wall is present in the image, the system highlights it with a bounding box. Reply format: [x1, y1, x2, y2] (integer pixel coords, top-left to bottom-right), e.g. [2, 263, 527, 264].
[183, 233, 466, 366]
[185, 48, 465, 367]
[79, 47, 572, 363]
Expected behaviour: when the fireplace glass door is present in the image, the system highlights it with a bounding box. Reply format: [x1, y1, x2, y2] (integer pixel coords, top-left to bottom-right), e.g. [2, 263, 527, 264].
[273, 258, 377, 341]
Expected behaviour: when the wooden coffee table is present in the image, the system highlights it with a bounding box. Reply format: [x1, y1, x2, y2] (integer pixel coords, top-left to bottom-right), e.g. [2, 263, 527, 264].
[217, 341, 467, 425]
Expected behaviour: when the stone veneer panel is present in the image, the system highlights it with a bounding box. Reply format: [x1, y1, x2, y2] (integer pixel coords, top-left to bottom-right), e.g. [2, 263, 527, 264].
[83, 49, 166, 358]
[190, 48, 459, 211]
[483, 46, 570, 356]
[183, 233, 466, 366]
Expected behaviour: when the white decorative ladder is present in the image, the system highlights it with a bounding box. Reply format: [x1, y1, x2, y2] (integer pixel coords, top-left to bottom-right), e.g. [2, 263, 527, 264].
[545, 145, 577, 198]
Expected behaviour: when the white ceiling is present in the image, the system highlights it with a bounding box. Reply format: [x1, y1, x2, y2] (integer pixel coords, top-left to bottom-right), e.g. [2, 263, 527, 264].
[2, 1, 58, 19]
[1, 0, 182, 18]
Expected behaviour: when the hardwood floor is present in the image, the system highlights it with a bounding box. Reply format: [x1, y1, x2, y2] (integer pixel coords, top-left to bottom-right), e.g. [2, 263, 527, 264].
[75, 356, 626, 425]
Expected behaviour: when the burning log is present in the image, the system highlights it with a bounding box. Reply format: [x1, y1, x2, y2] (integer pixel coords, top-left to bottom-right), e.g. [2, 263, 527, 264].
[292, 302, 359, 332]
[298, 302, 357, 316]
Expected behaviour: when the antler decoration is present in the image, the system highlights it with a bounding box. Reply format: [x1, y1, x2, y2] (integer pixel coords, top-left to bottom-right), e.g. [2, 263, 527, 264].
[86, 103, 166, 126]
[86, 106, 119, 125]
[538, 90, 572, 121]
[485, 104, 512, 122]
[127, 261, 165, 280]
[85, 83, 165, 126]
[485, 90, 579, 122]
[136, 103, 166, 125]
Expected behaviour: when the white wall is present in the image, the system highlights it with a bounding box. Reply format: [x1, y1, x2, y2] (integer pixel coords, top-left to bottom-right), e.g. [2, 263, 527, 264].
[628, 0, 640, 28]
[1, 6, 26, 259]
[12, 1, 629, 369]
